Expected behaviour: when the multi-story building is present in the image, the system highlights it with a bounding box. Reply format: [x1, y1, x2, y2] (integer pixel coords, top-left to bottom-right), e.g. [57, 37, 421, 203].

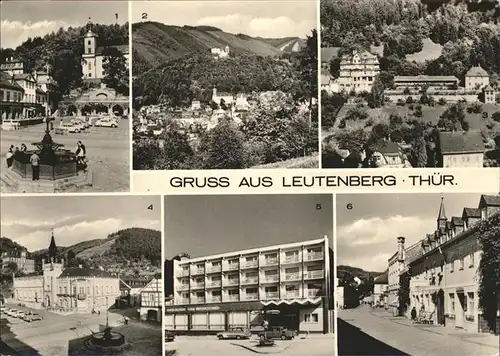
[81, 21, 129, 83]
[393, 75, 459, 90]
[387, 237, 405, 314]
[12, 232, 120, 313]
[0, 71, 25, 120]
[407, 194, 500, 333]
[165, 237, 332, 334]
[139, 277, 162, 323]
[465, 66, 490, 91]
[373, 271, 388, 307]
[336, 50, 380, 93]
[211, 46, 230, 59]
[1, 250, 35, 274]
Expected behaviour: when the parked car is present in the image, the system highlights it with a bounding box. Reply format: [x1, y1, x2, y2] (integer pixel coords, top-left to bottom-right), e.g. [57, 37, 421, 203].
[59, 123, 80, 133]
[217, 327, 252, 340]
[165, 330, 175, 342]
[95, 118, 118, 128]
[258, 326, 295, 340]
[6, 309, 17, 316]
[13, 310, 26, 318]
[23, 313, 42, 322]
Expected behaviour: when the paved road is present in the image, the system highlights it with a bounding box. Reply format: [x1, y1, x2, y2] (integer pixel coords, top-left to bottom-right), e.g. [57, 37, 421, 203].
[338, 306, 499, 356]
[166, 335, 335, 356]
[1, 120, 130, 192]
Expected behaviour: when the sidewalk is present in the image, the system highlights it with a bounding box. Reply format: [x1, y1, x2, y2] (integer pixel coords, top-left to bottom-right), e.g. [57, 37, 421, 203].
[370, 309, 499, 350]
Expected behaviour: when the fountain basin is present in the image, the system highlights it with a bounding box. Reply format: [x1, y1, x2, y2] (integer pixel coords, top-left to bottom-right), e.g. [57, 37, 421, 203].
[91, 331, 125, 347]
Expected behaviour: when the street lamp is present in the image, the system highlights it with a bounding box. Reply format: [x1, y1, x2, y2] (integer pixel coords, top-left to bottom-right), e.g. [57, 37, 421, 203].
[106, 296, 109, 327]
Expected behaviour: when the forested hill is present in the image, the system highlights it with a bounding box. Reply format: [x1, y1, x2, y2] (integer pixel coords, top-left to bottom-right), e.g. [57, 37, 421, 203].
[132, 22, 305, 76]
[337, 265, 383, 280]
[25, 227, 161, 267]
[0, 23, 128, 101]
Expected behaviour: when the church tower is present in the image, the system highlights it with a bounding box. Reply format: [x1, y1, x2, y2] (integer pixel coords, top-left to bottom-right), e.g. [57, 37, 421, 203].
[437, 195, 447, 230]
[48, 229, 58, 261]
[83, 20, 97, 56]
[82, 19, 98, 80]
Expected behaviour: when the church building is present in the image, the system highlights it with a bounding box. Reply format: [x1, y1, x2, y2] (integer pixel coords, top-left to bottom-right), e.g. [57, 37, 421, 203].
[12, 231, 120, 314]
[81, 21, 129, 83]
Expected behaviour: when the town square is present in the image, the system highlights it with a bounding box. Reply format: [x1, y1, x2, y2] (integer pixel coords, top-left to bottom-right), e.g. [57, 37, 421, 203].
[1, 1, 130, 193]
[1, 195, 163, 355]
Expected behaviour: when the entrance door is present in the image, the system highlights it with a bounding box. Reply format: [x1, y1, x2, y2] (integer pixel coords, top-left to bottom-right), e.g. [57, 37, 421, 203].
[437, 290, 445, 325]
[455, 292, 466, 328]
[147, 309, 158, 322]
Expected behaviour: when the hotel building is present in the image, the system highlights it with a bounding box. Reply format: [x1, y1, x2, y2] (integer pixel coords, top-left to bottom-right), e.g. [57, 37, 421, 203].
[405, 194, 500, 332]
[336, 50, 380, 93]
[165, 237, 332, 334]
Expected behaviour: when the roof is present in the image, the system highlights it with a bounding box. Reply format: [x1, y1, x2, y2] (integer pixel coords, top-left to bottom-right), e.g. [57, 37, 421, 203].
[394, 75, 459, 82]
[0, 72, 24, 91]
[341, 50, 377, 61]
[95, 44, 129, 55]
[481, 194, 500, 206]
[438, 130, 485, 154]
[58, 267, 114, 279]
[119, 279, 131, 290]
[371, 140, 401, 155]
[451, 216, 463, 226]
[374, 270, 388, 284]
[465, 66, 489, 77]
[85, 30, 98, 38]
[462, 207, 481, 219]
[13, 73, 35, 81]
[321, 47, 340, 62]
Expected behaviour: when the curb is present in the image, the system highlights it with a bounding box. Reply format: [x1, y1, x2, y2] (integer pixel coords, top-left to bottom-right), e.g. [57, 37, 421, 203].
[230, 343, 289, 354]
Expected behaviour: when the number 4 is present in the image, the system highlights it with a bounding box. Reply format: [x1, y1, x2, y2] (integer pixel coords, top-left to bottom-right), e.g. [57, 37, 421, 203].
[147, 205, 153, 210]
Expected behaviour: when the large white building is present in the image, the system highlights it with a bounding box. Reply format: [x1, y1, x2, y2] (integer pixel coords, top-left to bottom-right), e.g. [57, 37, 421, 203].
[81, 21, 129, 82]
[11, 233, 120, 314]
[335, 50, 380, 93]
[165, 237, 332, 334]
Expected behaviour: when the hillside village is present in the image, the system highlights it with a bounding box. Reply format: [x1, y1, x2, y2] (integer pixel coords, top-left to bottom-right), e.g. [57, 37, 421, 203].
[321, 0, 500, 169]
[132, 23, 318, 170]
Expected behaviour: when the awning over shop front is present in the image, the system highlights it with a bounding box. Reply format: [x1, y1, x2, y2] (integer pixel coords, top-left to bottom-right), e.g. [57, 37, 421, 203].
[260, 297, 322, 306]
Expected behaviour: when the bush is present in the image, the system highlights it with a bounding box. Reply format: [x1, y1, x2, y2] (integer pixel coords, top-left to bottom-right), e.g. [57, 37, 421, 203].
[438, 98, 447, 106]
[397, 99, 405, 106]
[406, 96, 414, 104]
[338, 118, 346, 129]
[492, 111, 500, 122]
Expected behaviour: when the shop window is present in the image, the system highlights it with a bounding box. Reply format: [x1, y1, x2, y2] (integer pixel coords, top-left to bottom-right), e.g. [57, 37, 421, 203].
[304, 313, 319, 323]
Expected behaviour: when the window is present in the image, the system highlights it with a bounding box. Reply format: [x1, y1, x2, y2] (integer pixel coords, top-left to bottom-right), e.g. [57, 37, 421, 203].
[88, 62, 92, 70]
[469, 253, 475, 267]
[87, 40, 91, 46]
[87, 48, 91, 54]
[467, 293, 474, 315]
[304, 313, 319, 323]
[449, 293, 455, 313]
[450, 260, 454, 273]
[459, 258, 464, 270]
[79, 287, 84, 295]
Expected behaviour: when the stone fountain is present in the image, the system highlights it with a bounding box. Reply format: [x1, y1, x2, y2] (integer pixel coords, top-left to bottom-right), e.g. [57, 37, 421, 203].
[83, 327, 129, 354]
[1, 119, 93, 193]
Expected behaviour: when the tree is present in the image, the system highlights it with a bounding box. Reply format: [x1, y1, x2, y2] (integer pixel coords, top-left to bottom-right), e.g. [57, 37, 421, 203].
[156, 126, 194, 169]
[102, 46, 129, 95]
[410, 136, 428, 167]
[196, 121, 248, 169]
[478, 213, 500, 335]
[367, 75, 385, 108]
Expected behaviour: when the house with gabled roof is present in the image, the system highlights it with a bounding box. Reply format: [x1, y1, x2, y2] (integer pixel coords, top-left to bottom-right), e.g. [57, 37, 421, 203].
[437, 130, 485, 168]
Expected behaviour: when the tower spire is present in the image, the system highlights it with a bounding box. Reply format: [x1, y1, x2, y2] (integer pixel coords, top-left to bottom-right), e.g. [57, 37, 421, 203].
[438, 194, 447, 220]
[48, 229, 57, 261]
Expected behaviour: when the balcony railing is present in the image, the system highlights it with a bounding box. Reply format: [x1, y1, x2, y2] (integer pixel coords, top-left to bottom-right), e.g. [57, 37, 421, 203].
[223, 279, 239, 286]
[227, 295, 239, 301]
[284, 291, 300, 298]
[304, 270, 324, 279]
[207, 266, 222, 273]
[191, 283, 205, 289]
[262, 275, 279, 283]
[241, 278, 258, 285]
[178, 298, 190, 304]
[284, 274, 301, 281]
[262, 258, 278, 266]
[192, 297, 205, 304]
[177, 284, 189, 291]
[177, 270, 190, 277]
[208, 296, 222, 303]
[305, 253, 323, 261]
[264, 292, 279, 299]
[191, 268, 205, 275]
[207, 281, 222, 288]
[225, 263, 239, 270]
[243, 294, 259, 301]
[283, 256, 301, 263]
[242, 261, 258, 268]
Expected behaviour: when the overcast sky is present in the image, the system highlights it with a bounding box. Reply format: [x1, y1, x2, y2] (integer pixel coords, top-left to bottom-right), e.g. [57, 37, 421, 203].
[1, 1, 128, 49]
[132, 0, 316, 38]
[164, 194, 333, 259]
[336, 193, 493, 272]
[1, 195, 161, 252]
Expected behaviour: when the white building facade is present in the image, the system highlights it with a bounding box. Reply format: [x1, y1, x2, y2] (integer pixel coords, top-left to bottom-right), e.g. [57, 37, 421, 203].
[165, 237, 332, 334]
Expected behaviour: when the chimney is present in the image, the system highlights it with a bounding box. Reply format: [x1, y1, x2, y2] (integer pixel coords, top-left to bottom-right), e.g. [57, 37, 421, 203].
[397, 236, 406, 262]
